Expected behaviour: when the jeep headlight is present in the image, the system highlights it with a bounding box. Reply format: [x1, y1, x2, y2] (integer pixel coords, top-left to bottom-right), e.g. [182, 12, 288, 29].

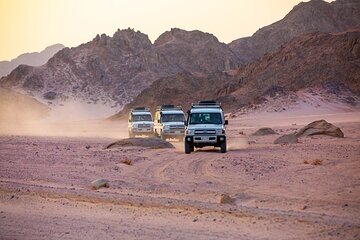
[186, 129, 194, 135]
[216, 129, 225, 134]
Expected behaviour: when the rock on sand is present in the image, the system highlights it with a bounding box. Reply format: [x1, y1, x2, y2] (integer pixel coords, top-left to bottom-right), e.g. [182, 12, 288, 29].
[296, 119, 344, 138]
[274, 133, 299, 144]
[252, 127, 278, 136]
[91, 179, 109, 190]
[106, 138, 174, 149]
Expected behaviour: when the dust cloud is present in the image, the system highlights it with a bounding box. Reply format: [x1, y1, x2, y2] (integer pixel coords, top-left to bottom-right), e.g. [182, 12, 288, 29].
[0, 90, 127, 139]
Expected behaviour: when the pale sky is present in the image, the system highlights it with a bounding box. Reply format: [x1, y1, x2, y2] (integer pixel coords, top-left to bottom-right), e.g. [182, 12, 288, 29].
[0, 0, 332, 61]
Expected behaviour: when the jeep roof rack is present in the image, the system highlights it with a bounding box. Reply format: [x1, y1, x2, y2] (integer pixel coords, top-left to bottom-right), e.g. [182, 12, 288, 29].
[192, 100, 222, 108]
[131, 107, 150, 112]
[156, 105, 182, 111]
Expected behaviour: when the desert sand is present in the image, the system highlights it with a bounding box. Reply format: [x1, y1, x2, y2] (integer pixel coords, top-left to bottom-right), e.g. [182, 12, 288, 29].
[0, 105, 359, 240]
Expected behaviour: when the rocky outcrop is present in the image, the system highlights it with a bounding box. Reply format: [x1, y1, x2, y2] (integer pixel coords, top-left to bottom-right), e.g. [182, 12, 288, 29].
[229, 0, 360, 63]
[0, 28, 240, 109]
[296, 120, 344, 138]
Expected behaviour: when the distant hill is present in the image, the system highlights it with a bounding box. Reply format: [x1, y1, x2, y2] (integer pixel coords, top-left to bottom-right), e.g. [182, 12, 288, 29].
[229, 0, 360, 63]
[0, 44, 65, 78]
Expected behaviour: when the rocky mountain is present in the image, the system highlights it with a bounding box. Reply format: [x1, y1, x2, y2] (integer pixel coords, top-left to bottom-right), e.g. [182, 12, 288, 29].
[220, 29, 360, 110]
[229, 0, 360, 63]
[0, 28, 240, 108]
[0, 44, 65, 78]
[111, 29, 360, 118]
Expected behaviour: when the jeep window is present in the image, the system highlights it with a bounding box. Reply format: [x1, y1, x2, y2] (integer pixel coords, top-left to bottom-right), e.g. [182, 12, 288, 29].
[132, 114, 152, 122]
[161, 114, 185, 122]
[189, 113, 222, 124]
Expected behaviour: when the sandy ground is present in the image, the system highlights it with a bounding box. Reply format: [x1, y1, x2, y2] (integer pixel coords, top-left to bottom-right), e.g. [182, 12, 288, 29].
[0, 109, 360, 239]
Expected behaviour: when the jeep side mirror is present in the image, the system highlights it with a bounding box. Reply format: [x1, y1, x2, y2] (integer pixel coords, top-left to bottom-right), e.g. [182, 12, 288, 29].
[225, 120, 229, 125]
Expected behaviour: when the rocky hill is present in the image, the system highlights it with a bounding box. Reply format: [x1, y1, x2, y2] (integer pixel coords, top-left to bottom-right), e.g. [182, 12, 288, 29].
[0, 28, 240, 109]
[220, 29, 360, 110]
[111, 29, 360, 118]
[229, 0, 360, 63]
[0, 44, 65, 78]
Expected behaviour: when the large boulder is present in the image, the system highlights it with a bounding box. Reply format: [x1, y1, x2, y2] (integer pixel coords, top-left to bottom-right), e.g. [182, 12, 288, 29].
[106, 138, 175, 149]
[252, 127, 277, 136]
[296, 120, 344, 138]
[274, 133, 299, 144]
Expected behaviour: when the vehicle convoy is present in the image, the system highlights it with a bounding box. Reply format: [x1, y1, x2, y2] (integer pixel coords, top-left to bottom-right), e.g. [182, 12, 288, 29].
[154, 105, 186, 141]
[128, 107, 154, 138]
[184, 101, 228, 154]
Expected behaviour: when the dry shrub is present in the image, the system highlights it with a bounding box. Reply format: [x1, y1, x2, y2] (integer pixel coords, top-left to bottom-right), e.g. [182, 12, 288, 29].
[304, 159, 322, 165]
[121, 159, 133, 166]
[219, 194, 235, 204]
[311, 159, 322, 165]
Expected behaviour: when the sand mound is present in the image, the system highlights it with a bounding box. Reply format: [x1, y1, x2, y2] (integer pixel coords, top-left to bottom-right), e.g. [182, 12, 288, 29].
[252, 127, 278, 136]
[296, 119, 344, 138]
[106, 138, 175, 149]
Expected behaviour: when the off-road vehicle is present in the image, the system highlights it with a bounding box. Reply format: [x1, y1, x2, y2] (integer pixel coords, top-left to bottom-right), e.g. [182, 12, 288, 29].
[154, 105, 186, 141]
[184, 101, 228, 154]
[128, 107, 154, 138]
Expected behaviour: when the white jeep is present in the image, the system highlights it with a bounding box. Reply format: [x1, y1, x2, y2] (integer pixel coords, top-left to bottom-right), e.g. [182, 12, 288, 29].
[128, 107, 154, 138]
[184, 101, 228, 154]
[154, 105, 186, 141]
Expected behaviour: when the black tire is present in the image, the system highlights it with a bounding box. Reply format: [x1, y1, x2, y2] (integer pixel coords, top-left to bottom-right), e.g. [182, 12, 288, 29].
[220, 140, 227, 153]
[185, 141, 192, 154]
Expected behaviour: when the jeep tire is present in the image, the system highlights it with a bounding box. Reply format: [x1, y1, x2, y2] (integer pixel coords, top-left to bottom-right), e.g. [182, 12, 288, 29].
[220, 140, 227, 153]
[185, 141, 192, 154]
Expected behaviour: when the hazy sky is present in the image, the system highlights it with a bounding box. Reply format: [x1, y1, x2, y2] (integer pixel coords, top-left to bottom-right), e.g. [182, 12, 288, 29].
[0, 0, 332, 61]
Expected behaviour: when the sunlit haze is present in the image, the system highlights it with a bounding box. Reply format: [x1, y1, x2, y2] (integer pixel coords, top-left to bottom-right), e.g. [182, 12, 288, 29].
[1, 0, 333, 61]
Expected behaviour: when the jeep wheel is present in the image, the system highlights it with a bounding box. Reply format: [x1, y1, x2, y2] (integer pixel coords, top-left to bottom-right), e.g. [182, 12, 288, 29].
[185, 141, 192, 154]
[220, 140, 227, 153]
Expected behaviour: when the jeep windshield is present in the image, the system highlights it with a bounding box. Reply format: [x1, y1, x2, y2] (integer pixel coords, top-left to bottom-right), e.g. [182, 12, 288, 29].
[161, 114, 185, 122]
[189, 113, 222, 124]
[132, 114, 152, 122]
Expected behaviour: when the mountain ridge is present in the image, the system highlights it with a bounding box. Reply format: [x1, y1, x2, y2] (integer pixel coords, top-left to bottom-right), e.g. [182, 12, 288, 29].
[229, 0, 360, 63]
[0, 44, 65, 78]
